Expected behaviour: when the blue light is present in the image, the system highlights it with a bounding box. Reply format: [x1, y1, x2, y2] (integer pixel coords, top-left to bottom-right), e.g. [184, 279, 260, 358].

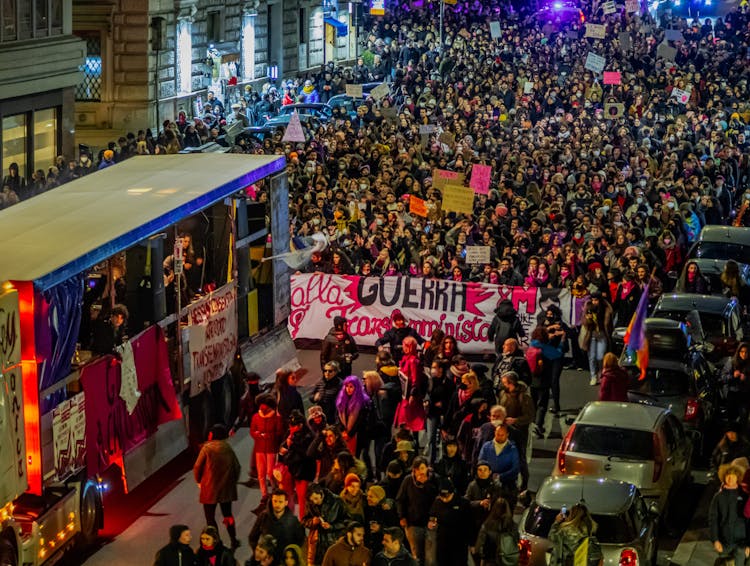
[553, 1, 563, 8]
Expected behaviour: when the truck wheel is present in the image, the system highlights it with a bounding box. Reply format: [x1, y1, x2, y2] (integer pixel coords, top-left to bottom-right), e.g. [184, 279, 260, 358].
[78, 481, 102, 547]
[0, 539, 17, 566]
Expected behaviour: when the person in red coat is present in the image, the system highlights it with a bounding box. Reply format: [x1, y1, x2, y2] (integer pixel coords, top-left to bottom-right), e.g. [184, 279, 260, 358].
[598, 352, 630, 402]
[251, 393, 284, 500]
[394, 336, 427, 439]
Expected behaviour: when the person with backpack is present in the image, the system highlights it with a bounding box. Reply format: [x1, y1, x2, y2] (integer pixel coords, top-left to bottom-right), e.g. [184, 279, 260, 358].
[488, 300, 525, 360]
[525, 326, 564, 439]
[472, 497, 519, 566]
[548, 504, 603, 566]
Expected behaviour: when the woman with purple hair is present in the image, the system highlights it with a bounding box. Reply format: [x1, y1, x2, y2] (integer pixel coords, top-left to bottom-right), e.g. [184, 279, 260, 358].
[336, 375, 372, 454]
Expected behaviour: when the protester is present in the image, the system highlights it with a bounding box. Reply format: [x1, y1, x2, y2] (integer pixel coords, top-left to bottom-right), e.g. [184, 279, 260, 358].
[153, 525, 196, 566]
[396, 457, 439, 566]
[251, 394, 285, 503]
[372, 527, 418, 566]
[302, 483, 347, 566]
[598, 352, 630, 402]
[709, 463, 750, 566]
[472, 498, 519, 566]
[320, 521, 371, 566]
[428, 478, 473, 566]
[321, 316, 359, 377]
[195, 526, 235, 566]
[548, 504, 603, 566]
[249, 489, 306, 561]
[312, 362, 344, 425]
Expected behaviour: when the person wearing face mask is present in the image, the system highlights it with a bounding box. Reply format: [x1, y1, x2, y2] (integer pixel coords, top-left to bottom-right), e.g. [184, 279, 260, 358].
[658, 230, 683, 276]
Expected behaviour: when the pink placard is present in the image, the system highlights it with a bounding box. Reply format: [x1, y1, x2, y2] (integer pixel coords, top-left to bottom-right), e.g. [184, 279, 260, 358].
[469, 164, 492, 195]
[603, 71, 621, 85]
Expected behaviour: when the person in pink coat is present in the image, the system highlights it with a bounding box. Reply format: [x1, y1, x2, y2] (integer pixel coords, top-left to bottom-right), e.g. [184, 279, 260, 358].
[394, 336, 427, 440]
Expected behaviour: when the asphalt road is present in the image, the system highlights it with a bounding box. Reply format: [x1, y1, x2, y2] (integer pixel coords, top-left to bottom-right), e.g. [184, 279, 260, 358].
[64, 349, 708, 566]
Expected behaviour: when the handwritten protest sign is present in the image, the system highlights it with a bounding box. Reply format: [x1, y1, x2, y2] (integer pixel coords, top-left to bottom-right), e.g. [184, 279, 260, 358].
[602, 1, 616, 14]
[585, 52, 606, 74]
[442, 184, 475, 214]
[603, 71, 621, 85]
[432, 168, 465, 189]
[619, 32, 631, 51]
[409, 195, 428, 217]
[671, 87, 691, 104]
[370, 82, 389, 100]
[465, 246, 491, 264]
[419, 124, 437, 135]
[489, 21, 501, 39]
[470, 164, 492, 195]
[52, 393, 87, 478]
[345, 83, 363, 98]
[585, 23, 606, 39]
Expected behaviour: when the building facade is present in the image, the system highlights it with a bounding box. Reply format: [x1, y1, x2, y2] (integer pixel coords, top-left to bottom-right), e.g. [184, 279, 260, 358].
[72, 0, 358, 138]
[0, 0, 84, 179]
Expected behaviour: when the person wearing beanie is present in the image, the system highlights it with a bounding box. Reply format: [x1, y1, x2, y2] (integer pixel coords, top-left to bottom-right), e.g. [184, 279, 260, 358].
[379, 460, 405, 500]
[340, 473, 366, 524]
[193, 425, 241, 549]
[153, 524, 196, 566]
[98, 149, 116, 170]
[465, 460, 503, 563]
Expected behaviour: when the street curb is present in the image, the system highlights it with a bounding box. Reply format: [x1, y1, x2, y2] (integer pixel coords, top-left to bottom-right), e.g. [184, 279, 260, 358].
[668, 478, 715, 565]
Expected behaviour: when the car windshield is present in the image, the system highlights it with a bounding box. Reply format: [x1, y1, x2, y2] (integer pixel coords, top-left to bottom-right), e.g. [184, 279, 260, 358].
[693, 242, 750, 264]
[628, 367, 690, 396]
[653, 310, 725, 337]
[524, 505, 636, 543]
[570, 425, 654, 460]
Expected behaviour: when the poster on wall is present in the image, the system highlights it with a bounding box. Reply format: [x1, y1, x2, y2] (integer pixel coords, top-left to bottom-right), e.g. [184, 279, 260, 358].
[52, 393, 87, 479]
[289, 274, 587, 354]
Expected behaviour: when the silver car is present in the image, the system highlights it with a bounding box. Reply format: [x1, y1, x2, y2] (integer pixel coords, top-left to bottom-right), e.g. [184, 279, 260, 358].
[553, 402, 692, 511]
[519, 476, 659, 566]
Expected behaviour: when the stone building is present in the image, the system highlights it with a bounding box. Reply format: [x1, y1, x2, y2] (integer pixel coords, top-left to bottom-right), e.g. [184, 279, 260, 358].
[72, 0, 358, 142]
[0, 0, 85, 179]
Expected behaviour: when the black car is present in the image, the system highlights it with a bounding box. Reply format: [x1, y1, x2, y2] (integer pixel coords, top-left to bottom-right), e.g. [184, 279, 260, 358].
[620, 318, 719, 458]
[676, 258, 750, 298]
[687, 225, 750, 265]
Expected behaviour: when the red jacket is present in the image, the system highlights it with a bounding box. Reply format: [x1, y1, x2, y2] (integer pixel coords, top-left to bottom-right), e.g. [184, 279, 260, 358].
[250, 410, 284, 454]
[598, 366, 630, 402]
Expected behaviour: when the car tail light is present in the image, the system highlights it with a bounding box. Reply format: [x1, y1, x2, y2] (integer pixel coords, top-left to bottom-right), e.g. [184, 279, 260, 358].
[620, 548, 638, 565]
[518, 538, 532, 565]
[558, 424, 576, 474]
[652, 433, 663, 483]
[684, 398, 700, 421]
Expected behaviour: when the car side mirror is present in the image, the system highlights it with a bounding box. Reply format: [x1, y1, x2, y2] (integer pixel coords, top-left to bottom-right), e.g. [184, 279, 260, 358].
[648, 501, 660, 516]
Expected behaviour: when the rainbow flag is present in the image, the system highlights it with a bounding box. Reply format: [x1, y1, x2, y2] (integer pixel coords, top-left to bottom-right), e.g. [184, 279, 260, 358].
[623, 284, 649, 380]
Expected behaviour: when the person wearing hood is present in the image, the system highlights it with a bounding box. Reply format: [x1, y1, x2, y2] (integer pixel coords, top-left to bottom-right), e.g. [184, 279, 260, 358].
[153, 524, 196, 566]
[193, 425, 241, 549]
[282, 543, 306, 566]
[320, 316, 358, 377]
[433, 436, 470, 496]
[488, 299, 525, 359]
[373, 527, 418, 566]
[249, 488, 306, 562]
[279, 410, 317, 519]
[195, 526, 234, 566]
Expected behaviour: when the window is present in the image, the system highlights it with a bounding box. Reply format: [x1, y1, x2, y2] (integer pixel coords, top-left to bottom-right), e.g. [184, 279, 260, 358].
[50, 0, 61, 31]
[206, 10, 223, 43]
[241, 13, 255, 80]
[177, 19, 192, 94]
[2, 0, 16, 41]
[76, 33, 102, 101]
[2, 114, 27, 179]
[35, 0, 48, 36]
[299, 8, 306, 43]
[18, 0, 30, 39]
[34, 108, 57, 173]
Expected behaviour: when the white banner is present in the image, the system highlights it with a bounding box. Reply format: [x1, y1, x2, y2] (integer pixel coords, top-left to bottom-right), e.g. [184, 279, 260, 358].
[188, 281, 238, 396]
[52, 393, 87, 479]
[117, 341, 141, 414]
[289, 274, 580, 354]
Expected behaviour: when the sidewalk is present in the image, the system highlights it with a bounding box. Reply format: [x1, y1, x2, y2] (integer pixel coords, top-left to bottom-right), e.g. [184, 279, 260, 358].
[669, 472, 715, 565]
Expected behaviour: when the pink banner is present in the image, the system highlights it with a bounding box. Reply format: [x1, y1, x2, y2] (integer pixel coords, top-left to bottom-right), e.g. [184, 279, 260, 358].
[603, 71, 621, 85]
[81, 325, 182, 476]
[289, 274, 575, 354]
[470, 164, 492, 195]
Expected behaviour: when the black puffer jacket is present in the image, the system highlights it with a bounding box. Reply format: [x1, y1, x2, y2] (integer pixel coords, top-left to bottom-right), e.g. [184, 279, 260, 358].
[153, 525, 196, 566]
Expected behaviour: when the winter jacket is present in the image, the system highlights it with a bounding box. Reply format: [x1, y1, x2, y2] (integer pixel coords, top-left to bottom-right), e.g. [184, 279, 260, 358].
[396, 473, 440, 527]
[465, 477, 504, 536]
[312, 375, 344, 424]
[302, 491, 347, 565]
[477, 440, 520, 488]
[598, 366, 630, 402]
[434, 453, 470, 495]
[153, 525, 197, 566]
[193, 439, 241, 504]
[250, 410, 284, 454]
[375, 325, 424, 363]
[709, 486, 748, 547]
[248, 503, 306, 558]
[549, 521, 601, 566]
[280, 425, 317, 481]
[320, 328, 358, 373]
[488, 301, 524, 355]
[194, 543, 234, 566]
[372, 547, 419, 566]
[322, 536, 372, 566]
[498, 383, 535, 430]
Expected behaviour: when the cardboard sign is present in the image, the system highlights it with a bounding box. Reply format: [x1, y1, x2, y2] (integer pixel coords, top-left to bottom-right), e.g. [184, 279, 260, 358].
[345, 83, 363, 98]
[419, 124, 437, 135]
[604, 102, 625, 118]
[671, 87, 691, 104]
[665, 29, 685, 42]
[470, 164, 492, 195]
[524, 81, 534, 94]
[657, 42, 677, 61]
[585, 23, 606, 39]
[370, 82, 389, 100]
[382, 107, 398, 122]
[432, 168, 465, 189]
[603, 71, 621, 85]
[619, 31, 631, 51]
[409, 195, 428, 217]
[438, 131, 455, 147]
[625, 0, 639, 12]
[465, 246, 491, 264]
[442, 184, 475, 214]
[585, 52, 606, 74]
[489, 21, 501, 39]
[602, 1, 617, 14]
[282, 111, 306, 142]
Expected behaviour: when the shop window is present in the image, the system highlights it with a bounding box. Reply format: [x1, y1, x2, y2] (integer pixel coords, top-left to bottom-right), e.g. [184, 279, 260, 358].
[206, 10, 223, 43]
[76, 33, 102, 101]
[34, 108, 57, 173]
[1, 0, 16, 42]
[35, 0, 47, 36]
[2, 114, 27, 179]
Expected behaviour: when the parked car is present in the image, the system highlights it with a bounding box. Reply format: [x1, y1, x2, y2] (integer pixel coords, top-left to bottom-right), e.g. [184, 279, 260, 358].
[274, 103, 333, 121]
[652, 292, 745, 361]
[676, 258, 750, 297]
[327, 94, 362, 120]
[687, 225, 750, 265]
[554, 401, 692, 511]
[519, 476, 659, 566]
